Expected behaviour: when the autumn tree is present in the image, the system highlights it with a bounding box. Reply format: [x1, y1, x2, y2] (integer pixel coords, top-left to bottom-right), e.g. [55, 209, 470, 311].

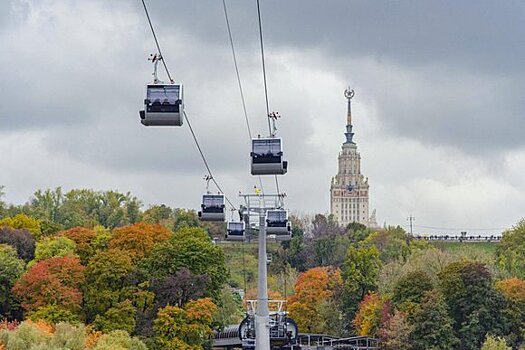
[109, 223, 172, 263]
[352, 292, 390, 337]
[496, 278, 525, 348]
[12, 257, 85, 314]
[438, 261, 505, 350]
[154, 298, 217, 349]
[379, 311, 413, 350]
[0, 227, 35, 261]
[0, 245, 24, 320]
[151, 268, 210, 308]
[60, 226, 97, 264]
[288, 266, 343, 334]
[0, 214, 41, 238]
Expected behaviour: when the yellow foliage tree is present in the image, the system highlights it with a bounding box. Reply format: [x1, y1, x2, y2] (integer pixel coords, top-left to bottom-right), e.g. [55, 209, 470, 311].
[0, 214, 41, 238]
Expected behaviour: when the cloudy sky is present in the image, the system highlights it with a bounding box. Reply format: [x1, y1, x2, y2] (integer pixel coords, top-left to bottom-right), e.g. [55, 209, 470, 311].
[1, 0, 524, 235]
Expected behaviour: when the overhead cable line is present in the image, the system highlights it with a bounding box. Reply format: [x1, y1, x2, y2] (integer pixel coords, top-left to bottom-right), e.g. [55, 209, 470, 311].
[141, 0, 173, 82]
[221, 0, 265, 195]
[183, 111, 236, 210]
[256, 0, 272, 136]
[255, 0, 282, 196]
[140, 0, 236, 210]
[222, 0, 253, 139]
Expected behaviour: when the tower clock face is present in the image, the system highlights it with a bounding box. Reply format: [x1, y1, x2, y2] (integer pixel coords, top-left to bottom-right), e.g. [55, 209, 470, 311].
[347, 184, 354, 192]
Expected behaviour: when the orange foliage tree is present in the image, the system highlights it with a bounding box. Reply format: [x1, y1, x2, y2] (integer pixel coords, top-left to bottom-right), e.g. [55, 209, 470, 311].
[352, 292, 390, 337]
[496, 277, 525, 347]
[109, 223, 172, 263]
[60, 227, 97, 264]
[12, 256, 85, 313]
[287, 266, 342, 334]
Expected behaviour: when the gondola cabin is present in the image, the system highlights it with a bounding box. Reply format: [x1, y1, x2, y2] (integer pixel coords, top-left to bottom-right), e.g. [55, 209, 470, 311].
[226, 222, 245, 241]
[251, 138, 288, 175]
[198, 194, 225, 222]
[139, 84, 184, 126]
[265, 209, 291, 235]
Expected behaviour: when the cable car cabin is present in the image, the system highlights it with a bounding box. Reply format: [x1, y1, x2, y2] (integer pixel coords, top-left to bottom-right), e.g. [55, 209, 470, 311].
[226, 222, 245, 241]
[139, 84, 184, 126]
[265, 209, 291, 235]
[198, 194, 225, 222]
[251, 138, 288, 175]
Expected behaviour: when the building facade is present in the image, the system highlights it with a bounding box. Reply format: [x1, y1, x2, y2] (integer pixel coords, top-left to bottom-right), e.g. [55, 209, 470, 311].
[330, 88, 376, 227]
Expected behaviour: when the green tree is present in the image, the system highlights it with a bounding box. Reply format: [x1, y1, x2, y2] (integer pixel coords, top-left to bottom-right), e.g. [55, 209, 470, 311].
[83, 249, 134, 321]
[92, 300, 136, 334]
[28, 188, 63, 224]
[392, 270, 433, 307]
[213, 287, 244, 328]
[0, 185, 6, 218]
[362, 226, 410, 264]
[29, 236, 76, 266]
[142, 227, 227, 298]
[93, 330, 147, 350]
[341, 245, 381, 327]
[497, 219, 525, 278]
[0, 320, 52, 349]
[439, 261, 506, 350]
[172, 209, 201, 232]
[28, 305, 80, 324]
[481, 335, 511, 350]
[143, 204, 173, 225]
[409, 291, 458, 350]
[0, 244, 25, 320]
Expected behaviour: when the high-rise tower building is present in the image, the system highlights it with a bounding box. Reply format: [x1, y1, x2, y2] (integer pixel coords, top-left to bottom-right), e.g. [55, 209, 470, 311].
[330, 88, 376, 227]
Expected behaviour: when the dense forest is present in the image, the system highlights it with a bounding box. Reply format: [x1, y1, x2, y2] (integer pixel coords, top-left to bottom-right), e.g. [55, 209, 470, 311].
[1, 186, 525, 349]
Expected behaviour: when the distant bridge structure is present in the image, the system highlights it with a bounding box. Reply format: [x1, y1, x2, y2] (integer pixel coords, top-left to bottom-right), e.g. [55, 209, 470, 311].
[414, 234, 501, 242]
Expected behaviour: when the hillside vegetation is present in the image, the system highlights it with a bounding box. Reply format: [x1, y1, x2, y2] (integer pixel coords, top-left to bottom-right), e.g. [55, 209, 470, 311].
[0, 187, 524, 350]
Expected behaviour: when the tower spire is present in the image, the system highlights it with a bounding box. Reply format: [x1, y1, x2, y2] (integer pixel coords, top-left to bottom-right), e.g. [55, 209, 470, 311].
[344, 87, 356, 144]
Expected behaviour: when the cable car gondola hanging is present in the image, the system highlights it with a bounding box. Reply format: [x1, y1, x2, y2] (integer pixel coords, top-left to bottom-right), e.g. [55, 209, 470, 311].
[198, 194, 226, 222]
[265, 209, 291, 236]
[226, 221, 245, 241]
[139, 54, 184, 127]
[251, 137, 288, 175]
[140, 84, 184, 126]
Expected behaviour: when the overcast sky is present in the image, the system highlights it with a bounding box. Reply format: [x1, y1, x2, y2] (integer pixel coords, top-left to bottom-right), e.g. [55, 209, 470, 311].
[1, 0, 524, 235]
